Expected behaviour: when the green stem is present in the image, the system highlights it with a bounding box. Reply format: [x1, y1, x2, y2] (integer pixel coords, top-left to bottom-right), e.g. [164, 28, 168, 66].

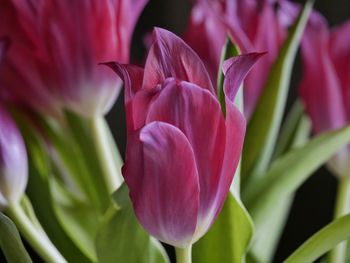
[329, 176, 350, 263]
[6, 203, 67, 263]
[175, 245, 192, 263]
[90, 116, 123, 193]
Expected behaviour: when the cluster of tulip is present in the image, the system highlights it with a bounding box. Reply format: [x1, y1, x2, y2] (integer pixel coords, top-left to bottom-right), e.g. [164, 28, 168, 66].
[0, 0, 350, 262]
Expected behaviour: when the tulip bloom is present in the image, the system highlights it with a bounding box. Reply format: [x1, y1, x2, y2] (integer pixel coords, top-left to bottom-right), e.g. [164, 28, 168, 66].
[105, 28, 261, 247]
[300, 15, 350, 177]
[0, 106, 28, 208]
[185, 0, 297, 118]
[0, 0, 147, 117]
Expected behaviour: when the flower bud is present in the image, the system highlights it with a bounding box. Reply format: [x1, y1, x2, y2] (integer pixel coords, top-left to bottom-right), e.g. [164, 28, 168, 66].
[0, 106, 28, 208]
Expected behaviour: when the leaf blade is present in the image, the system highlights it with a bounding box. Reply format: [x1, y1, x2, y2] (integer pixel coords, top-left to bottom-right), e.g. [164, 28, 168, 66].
[284, 214, 350, 263]
[242, 0, 314, 181]
[245, 125, 350, 234]
[193, 193, 254, 263]
[0, 213, 32, 263]
[95, 184, 169, 263]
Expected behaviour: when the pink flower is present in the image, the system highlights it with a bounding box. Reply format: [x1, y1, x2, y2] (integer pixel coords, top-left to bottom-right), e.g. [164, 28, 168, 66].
[105, 28, 261, 247]
[300, 14, 350, 176]
[0, 105, 28, 208]
[0, 0, 148, 117]
[184, 0, 297, 118]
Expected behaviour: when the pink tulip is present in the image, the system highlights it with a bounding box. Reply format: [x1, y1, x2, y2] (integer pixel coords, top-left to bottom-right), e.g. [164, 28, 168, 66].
[184, 0, 297, 118]
[105, 28, 262, 247]
[300, 14, 350, 176]
[0, 0, 148, 117]
[0, 105, 28, 208]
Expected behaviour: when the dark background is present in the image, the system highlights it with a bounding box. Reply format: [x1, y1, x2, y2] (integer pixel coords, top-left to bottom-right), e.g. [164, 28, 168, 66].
[1, 0, 349, 262]
[106, 0, 350, 262]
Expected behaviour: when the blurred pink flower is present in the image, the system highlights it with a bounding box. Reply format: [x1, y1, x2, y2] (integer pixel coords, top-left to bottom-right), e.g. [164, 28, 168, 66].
[105, 28, 262, 247]
[0, 0, 148, 117]
[184, 0, 297, 118]
[300, 14, 350, 176]
[0, 105, 28, 208]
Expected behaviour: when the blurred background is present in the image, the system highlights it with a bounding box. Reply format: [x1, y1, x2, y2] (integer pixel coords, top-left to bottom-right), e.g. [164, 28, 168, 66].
[106, 0, 350, 262]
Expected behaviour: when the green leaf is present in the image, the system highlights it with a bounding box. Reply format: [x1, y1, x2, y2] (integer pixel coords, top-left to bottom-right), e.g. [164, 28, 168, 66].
[248, 107, 311, 262]
[193, 193, 254, 263]
[241, 0, 314, 182]
[95, 184, 169, 263]
[42, 116, 95, 205]
[248, 197, 293, 263]
[0, 213, 32, 263]
[243, 125, 350, 237]
[21, 121, 92, 263]
[272, 100, 307, 159]
[283, 214, 350, 263]
[64, 111, 111, 212]
[49, 177, 99, 261]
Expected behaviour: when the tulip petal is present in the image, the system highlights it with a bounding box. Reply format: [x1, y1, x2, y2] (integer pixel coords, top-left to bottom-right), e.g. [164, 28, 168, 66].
[143, 28, 215, 94]
[145, 79, 226, 225]
[123, 121, 200, 247]
[184, 3, 227, 82]
[102, 62, 144, 104]
[0, 106, 28, 206]
[223, 52, 265, 103]
[300, 16, 347, 133]
[216, 99, 245, 212]
[330, 21, 350, 121]
[103, 62, 154, 131]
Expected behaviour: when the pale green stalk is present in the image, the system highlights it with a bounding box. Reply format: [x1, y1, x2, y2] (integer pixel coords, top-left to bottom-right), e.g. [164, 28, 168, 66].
[329, 175, 350, 263]
[90, 116, 123, 193]
[175, 245, 192, 263]
[7, 203, 67, 263]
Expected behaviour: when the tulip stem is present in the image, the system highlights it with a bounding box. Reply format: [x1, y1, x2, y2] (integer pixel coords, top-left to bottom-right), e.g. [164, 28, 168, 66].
[6, 202, 67, 263]
[90, 116, 123, 193]
[175, 245, 192, 263]
[329, 176, 350, 263]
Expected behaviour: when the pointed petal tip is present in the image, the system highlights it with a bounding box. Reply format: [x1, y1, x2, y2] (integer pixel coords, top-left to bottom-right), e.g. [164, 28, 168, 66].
[222, 52, 267, 75]
[222, 52, 266, 102]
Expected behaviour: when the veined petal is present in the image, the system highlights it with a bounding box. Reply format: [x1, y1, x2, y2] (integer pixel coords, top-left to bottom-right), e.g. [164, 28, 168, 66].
[0, 0, 147, 117]
[143, 28, 215, 94]
[145, 79, 226, 223]
[123, 121, 200, 247]
[102, 62, 144, 104]
[103, 62, 152, 131]
[223, 52, 265, 103]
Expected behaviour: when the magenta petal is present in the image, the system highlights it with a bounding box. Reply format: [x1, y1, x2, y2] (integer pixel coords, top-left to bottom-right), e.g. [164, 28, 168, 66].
[300, 17, 347, 133]
[125, 0, 149, 31]
[183, 3, 227, 82]
[145, 79, 226, 222]
[102, 62, 151, 131]
[222, 52, 265, 103]
[330, 21, 350, 120]
[123, 121, 200, 247]
[143, 28, 215, 94]
[215, 98, 246, 216]
[0, 106, 28, 207]
[102, 62, 144, 103]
